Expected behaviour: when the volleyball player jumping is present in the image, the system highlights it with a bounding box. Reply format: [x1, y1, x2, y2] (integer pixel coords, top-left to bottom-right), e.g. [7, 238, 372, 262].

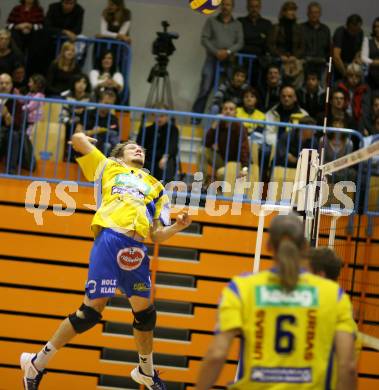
[196, 213, 357, 390]
[20, 132, 191, 390]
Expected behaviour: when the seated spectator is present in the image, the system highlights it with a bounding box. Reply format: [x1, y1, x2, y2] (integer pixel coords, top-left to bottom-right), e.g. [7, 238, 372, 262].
[333, 14, 363, 80]
[12, 63, 28, 94]
[22, 73, 45, 138]
[0, 29, 24, 76]
[297, 72, 325, 118]
[89, 50, 124, 100]
[136, 104, 179, 183]
[236, 87, 265, 135]
[317, 89, 356, 132]
[76, 89, 119, 157]
[277, 116, 319, 168]
[238, 0, 272, 85]
[264, 85, 308, 146]
[98, 0, 131, 44]
[197, 100, 249, 187]
[267, 1, 304, 89]
[6, 0, 45, 75]
[258, 64, 282, 111]
[191, 0, 243, 118]
[322, 118, 356, 182]
[46, 41, 81, 96]
[336, 63, 371, 125]
[359, 94, 379, 135]
[210, 66, 248, 114]
[301, 2, 331, 78]
[361, 17, 379, 91]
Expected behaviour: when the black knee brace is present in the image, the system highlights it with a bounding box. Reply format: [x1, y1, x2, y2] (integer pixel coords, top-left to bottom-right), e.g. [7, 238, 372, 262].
[68, 303, 102, 334]
[133, 305, 156, 331]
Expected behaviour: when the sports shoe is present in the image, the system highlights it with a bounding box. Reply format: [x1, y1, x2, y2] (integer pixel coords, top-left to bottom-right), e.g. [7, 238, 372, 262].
[131, 366, 167, 390]
[20, 353, 45, 390]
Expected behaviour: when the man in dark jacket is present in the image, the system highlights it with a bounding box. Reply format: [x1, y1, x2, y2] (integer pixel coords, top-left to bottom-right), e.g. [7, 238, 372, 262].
[197, 100, 249, 186]
[297, 72, 325, 118]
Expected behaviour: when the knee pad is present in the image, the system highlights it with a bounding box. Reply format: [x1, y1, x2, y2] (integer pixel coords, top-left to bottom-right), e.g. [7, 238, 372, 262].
[68, 303, 102, 334]
[133, 305, 156, 331]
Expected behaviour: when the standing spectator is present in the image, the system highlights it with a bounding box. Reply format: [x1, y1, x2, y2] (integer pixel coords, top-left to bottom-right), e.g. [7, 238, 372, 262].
[89, 50, 124, 99]
[76, 89, 119, 157]
[46, 41, 81, 96]
[22, 73, 45, 138]
[197, 100, 249, 186]
[264, 85, 308, 146]
[6, 0, 44, 62]
[236, 87, 265, 135]
[210, 66, 248, 114]
[297, 72, 325, 118]
[361, 17, 379, 92]
[238, 0, 272, 85]
[98, 0, 131, 43]
[333, 14, 364, 80]
[12, 63, 28, 94]
[267, 1, 304, 88]
[359, 94, 379, 135]
[337, 63, 371, 125]
[277, 115, 319, 168]
[0, 29, 24, 76]
[137, 104, 179, 183]
[301, 2, 331, 77]
[258, 64, 282, 111]
[191, 0, 243, 119]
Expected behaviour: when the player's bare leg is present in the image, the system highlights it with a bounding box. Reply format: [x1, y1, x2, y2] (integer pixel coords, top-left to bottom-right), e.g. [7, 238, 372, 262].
[20, 296, 108, 390]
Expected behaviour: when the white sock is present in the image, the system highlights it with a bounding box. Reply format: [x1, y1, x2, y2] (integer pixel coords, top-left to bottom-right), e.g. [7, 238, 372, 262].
[34, 342, 57, 371]
[139, 353, 154, 376]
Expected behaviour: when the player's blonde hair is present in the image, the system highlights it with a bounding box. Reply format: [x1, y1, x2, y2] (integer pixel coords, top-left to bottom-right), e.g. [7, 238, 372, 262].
[269, 213, 307, 292]
[110, 140, 145, 158]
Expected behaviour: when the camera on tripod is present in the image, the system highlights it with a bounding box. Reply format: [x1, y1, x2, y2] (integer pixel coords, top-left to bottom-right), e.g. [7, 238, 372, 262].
[148, 21, 179, 81]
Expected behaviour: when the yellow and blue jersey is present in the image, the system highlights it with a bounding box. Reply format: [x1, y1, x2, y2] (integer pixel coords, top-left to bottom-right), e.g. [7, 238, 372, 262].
[76, 147, 170, 239]
[218, 269, 355, 390]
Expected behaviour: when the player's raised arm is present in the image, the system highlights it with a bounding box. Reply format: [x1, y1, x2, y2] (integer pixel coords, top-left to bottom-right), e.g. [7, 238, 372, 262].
[70, 132, 98, 156]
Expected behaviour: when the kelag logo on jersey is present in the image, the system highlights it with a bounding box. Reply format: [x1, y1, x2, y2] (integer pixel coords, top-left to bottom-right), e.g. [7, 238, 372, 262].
[256, 286, 319, 307]
[113, 173, 152, 197]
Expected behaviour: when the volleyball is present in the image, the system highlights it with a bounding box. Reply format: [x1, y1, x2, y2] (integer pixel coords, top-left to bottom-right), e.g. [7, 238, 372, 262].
[189, 0, 223, 15]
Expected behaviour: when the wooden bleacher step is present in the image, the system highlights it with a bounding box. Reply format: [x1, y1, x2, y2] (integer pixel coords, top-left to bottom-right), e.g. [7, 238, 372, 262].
[155, 272, 196, 288]
[146, 244, 199, 260]
[101, 349, 188, 369]
[104, 322, 190, 342]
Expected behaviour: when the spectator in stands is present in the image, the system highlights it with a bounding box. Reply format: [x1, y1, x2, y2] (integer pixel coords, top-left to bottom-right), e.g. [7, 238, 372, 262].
[361, 17, 379, 91]
[98, 0, 131, 43]
[136, 104, 179, 183]
[277, 115, 319, 168]
[258, 64, 282, 111]
[267, 1, 304, 89]
[333, 14, 364, 80]
[360, 94, 379, 135]
[210, 66, 248, 114]
[0, 29, 24, 76]
[301, 2, 331, 78]
[76, 89, 119, 156]
[264, 85, 308, 146]
[191, 0, 243, 120]
[297, 72, 325, 118]
[238, 0, 272, 85]
[236, 87, 265, 135]
[45, 0, 84, 41]
[0, 73, 31, 173]
[22, 73, 45, 138]
[318, 89, 356, 132]
[336, 63, 371, 125]
[89, 50, 124, 100]
[12, 63, 27, 94]
[6, 0, 44, 57]
[197, 100, 249, 186]
[46, 41, 81, 96]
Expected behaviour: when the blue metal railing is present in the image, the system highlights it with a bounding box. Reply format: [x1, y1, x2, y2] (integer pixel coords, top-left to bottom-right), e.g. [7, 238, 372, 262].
[55, 36, 132, 104]
[0, 93, 367, 214]
[213, 53, 257, 93]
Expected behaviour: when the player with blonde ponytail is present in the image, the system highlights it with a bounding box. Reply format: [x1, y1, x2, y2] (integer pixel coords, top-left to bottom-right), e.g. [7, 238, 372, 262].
[196, 213, 357, 390]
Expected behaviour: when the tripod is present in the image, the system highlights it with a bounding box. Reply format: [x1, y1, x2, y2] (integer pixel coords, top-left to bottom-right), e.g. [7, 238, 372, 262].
[145, 57, 174, 109]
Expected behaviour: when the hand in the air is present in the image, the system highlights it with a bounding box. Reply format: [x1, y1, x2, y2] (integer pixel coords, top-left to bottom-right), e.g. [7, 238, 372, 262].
[176, 211, 192, 229]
